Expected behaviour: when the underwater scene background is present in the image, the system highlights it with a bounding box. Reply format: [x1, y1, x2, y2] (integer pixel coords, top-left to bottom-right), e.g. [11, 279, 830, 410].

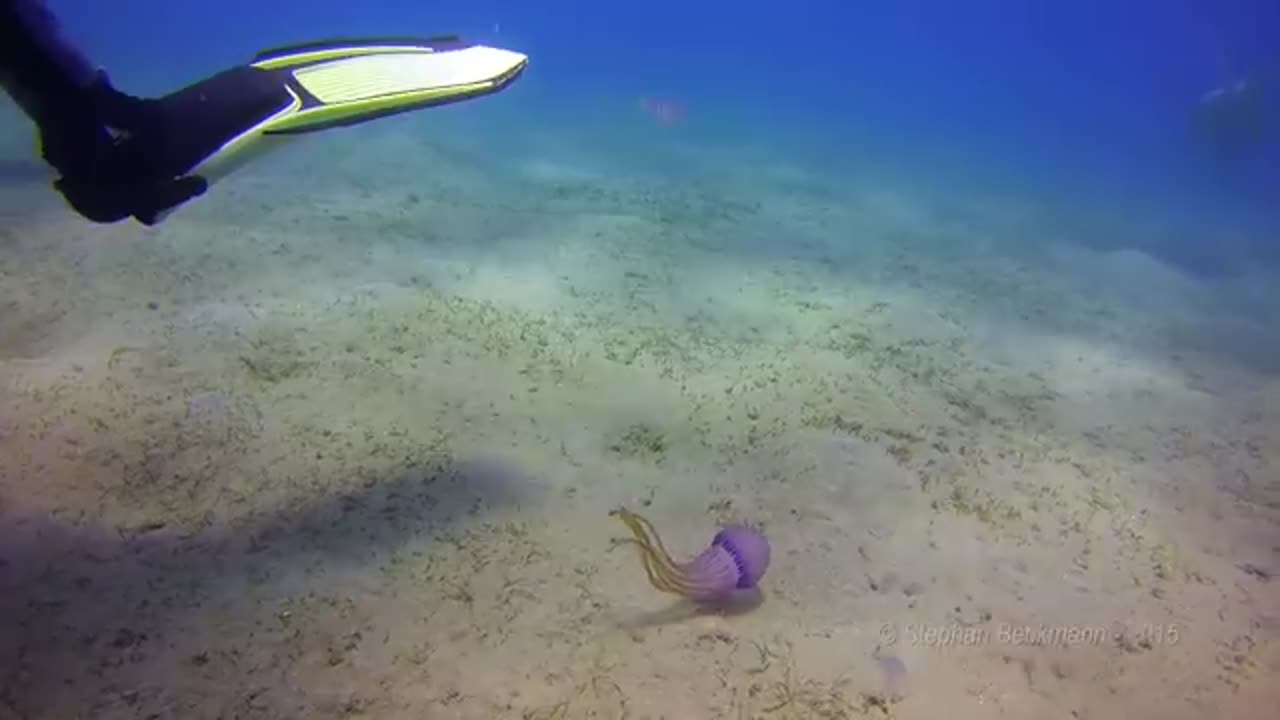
[1, 0, 1278, 718]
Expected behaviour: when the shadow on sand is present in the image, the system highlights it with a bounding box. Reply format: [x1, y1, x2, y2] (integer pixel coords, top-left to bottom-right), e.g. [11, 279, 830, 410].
[611, 587, 765, 630]
[0, 452, 537, 718]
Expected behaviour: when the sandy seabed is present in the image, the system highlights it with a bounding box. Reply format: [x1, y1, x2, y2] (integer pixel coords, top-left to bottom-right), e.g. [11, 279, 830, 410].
[1, 122, 1278, 720]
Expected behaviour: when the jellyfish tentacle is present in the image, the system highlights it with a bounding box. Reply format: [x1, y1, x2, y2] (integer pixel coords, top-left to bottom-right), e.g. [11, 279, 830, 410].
[633, 529, 687, 593]
[616, 536, 661, 588]
[613, 507, 727, 597]
[633, 538, 677, 592]
[613, 513, 678, 592]
[614, 508, 683, 593]
[630, 509, 680, 565]
[639, 514, 702, 594]
[617, 509, 676, 569]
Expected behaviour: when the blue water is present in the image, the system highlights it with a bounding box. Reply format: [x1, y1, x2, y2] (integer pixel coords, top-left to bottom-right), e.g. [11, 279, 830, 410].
[49, 0, 1279, 267]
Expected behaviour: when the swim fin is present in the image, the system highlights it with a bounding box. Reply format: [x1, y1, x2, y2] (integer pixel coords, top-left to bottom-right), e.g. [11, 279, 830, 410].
[141, 35, 527, 218]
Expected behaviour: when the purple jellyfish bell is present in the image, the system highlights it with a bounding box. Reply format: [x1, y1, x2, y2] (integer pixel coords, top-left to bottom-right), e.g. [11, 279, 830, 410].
[713, 525, 772, 589]
[675, 524, 772, 602]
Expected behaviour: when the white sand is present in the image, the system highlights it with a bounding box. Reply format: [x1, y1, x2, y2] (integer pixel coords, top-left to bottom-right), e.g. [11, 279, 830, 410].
[0, 122, 1277, 720]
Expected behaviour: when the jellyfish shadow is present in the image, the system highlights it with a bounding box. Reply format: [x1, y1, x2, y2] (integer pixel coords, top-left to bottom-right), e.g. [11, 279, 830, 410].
[614, 587, 765, 630]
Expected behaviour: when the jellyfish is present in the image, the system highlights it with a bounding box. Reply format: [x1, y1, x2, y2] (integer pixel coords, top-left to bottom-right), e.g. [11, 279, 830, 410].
[610, 507, 771, 602]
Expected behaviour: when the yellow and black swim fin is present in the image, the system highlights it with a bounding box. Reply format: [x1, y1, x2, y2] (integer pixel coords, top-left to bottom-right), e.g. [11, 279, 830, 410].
[147, 35, 527, 207]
